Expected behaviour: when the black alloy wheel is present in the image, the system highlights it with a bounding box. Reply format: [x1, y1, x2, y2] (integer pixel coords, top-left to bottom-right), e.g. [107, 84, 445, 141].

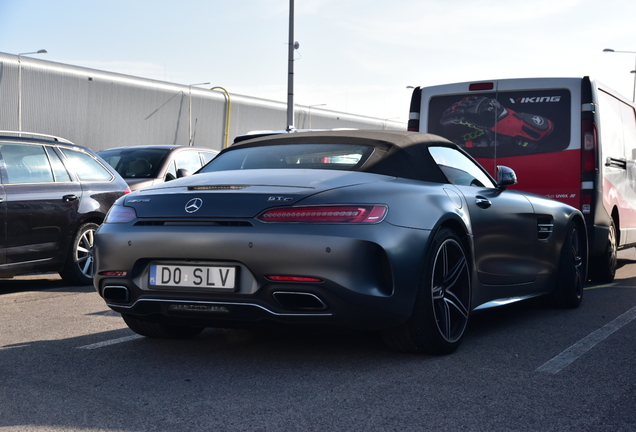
[552, 221, 586, 308]
[382, 227, 471, 354]
[589, 219, 617, 283]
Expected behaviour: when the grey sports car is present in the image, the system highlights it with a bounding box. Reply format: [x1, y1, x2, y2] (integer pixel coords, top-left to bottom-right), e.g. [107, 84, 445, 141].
[94, 130, 587, 354]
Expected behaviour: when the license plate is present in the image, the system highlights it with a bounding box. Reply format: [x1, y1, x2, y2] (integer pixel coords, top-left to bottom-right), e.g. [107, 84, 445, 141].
[149, 264, 236, 289]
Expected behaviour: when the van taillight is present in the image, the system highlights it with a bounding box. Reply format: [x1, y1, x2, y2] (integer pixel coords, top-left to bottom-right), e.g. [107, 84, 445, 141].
[469, 82, 494, 91]
[407, 87, 422, 131]
[581, 193, 591, 214]
[407, 113, 420, 131]
[582, 119, 598, 173]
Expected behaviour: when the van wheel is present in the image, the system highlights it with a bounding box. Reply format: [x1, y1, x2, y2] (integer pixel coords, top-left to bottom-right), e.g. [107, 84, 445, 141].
[589, 220, 617, 283]
[551, 222, 585, 308]
[60, 222, 99, 286]
[122, 314, 204, 339]
[381, 228, 471, 355]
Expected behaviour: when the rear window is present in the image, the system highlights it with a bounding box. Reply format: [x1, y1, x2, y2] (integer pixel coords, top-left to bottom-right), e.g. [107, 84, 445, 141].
[200, 144, 374, 173]
[427, 89, 571, 159]
[99, 148, 171, 178]
[60, 148, 114, 182]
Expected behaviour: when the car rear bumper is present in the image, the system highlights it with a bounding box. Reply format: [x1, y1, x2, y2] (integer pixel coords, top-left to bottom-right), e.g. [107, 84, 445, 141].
[94, 222, 431, 331]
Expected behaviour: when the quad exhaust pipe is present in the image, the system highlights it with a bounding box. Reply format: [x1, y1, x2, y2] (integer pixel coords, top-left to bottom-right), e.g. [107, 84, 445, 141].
[102, 285, 129, 303]
[272, 291, 327, 311]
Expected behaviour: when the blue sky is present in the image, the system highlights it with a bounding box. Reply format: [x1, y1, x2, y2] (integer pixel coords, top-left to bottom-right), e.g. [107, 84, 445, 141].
[1, 0, 636, 122]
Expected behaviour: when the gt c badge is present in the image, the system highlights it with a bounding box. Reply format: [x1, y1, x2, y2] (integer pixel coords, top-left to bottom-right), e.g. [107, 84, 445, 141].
[185, 198, 203, 213]
[267, 196, 293, 202]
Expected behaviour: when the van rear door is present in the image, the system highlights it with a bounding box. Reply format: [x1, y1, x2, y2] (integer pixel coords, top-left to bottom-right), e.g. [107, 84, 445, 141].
[420, 78, 582, 208]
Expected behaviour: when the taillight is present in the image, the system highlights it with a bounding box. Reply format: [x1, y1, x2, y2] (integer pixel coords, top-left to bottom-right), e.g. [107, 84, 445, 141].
[267, 276, 322, 282]
[104, 205, 137, 223]
[407, 86, 421, 131]
[257, 205, 387, 223]
[581, 193, 592, 214]
[582, 119, 598, 173]
[98, 271, 127, 276]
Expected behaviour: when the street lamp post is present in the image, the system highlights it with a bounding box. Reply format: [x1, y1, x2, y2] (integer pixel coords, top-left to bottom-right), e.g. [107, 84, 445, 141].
[286, 0, 299, 131]
[18, 49, 47, 131]
[188, 82, 210, 146]
[603, 48, 636, 102]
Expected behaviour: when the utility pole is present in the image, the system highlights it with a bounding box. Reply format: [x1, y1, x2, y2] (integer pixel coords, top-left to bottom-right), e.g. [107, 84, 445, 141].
[286, 0, 296, 131]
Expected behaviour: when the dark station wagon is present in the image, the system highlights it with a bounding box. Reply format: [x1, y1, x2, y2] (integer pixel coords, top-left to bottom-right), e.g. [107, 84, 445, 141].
[0, 132, 130, 285]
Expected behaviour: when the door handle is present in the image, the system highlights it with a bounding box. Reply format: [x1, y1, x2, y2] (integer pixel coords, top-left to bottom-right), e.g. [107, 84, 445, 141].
[63, 194, 79, 202]
[475, 196, 492, 209]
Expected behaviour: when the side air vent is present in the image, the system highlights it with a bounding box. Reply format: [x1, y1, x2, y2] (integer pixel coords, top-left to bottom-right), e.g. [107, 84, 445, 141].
[537, 217, 554, 240]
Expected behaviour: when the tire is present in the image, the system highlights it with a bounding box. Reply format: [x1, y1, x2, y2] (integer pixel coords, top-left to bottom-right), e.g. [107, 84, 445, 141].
[589, 219, 617, 283]
[551, 222, 586, 308]
[122, 314, 205, 339]
[382, 227, 471, 355]
[60, 222, 99, 286]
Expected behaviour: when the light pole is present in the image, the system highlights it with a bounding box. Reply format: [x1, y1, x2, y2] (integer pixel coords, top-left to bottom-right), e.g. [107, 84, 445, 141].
[286, 0, 299, 131]
[188, 82, 210, 145]
[603, 48, 636, 102]
[18, 49, 47, 131]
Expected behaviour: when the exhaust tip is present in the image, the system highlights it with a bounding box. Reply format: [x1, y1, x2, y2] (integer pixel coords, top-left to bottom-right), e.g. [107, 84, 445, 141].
[273, 291, 327, 311]
[103, 285, 129, 303]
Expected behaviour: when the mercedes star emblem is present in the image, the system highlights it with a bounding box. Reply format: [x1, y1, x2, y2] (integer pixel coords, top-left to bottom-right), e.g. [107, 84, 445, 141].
[185, 198, 203, 213]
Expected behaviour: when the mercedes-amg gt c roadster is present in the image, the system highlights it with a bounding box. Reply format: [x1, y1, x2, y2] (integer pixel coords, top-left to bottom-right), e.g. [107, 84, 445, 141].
[94, 130, 587, 354]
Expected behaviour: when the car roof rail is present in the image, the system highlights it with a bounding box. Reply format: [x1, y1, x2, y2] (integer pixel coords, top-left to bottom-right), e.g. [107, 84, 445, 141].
[0, 130, 74, 144]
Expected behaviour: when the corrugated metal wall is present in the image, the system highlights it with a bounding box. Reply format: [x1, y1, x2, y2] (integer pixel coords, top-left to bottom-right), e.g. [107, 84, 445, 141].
[0, 52, 405, 152]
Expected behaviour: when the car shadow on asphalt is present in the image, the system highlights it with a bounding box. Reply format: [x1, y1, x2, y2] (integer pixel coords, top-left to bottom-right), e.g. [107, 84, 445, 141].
[617, 257, 636, 271]
[0, 273, 93, 295]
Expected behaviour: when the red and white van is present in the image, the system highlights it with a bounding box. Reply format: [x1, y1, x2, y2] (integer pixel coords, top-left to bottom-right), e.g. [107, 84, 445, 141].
[408, 77, 636, 282]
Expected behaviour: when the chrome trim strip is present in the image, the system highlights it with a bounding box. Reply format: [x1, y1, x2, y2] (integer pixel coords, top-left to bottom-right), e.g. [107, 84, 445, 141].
[107, 298, 333, 317]
[472, 294, 543, 311]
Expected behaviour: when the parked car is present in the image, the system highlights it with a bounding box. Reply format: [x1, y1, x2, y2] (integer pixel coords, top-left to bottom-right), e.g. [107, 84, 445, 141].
[98, 145, 219, 191]
[94, 130, 587, 354]
[0, 131, 130, 285]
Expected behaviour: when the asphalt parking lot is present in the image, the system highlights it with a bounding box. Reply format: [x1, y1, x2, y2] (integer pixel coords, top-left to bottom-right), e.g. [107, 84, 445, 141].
[1, 251, 636, 432]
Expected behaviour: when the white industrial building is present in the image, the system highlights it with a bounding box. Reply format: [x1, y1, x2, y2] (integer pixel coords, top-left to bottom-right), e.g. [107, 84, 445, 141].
[0, 52, 405, 151]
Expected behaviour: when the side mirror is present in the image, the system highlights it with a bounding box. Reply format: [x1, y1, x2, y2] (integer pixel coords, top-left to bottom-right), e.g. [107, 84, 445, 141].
[497, 165, 517, 189]
[176, 168, 191, 178]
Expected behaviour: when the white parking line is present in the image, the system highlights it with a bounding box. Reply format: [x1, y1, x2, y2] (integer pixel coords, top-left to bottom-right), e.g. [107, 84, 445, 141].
[76, 334, 144, 350]
[536, 305, 636, 374]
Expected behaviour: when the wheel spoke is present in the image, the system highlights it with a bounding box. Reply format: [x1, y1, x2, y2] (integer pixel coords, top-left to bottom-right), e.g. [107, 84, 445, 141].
[432, 284, 445, 300]
[444, 256, 468, 293]
[76, 228, 95, 278]
[444, 291, 470, 319]
[78, 255, 93, 276]
[439, 300, 451, 339]
[431, 238, 471, 343]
